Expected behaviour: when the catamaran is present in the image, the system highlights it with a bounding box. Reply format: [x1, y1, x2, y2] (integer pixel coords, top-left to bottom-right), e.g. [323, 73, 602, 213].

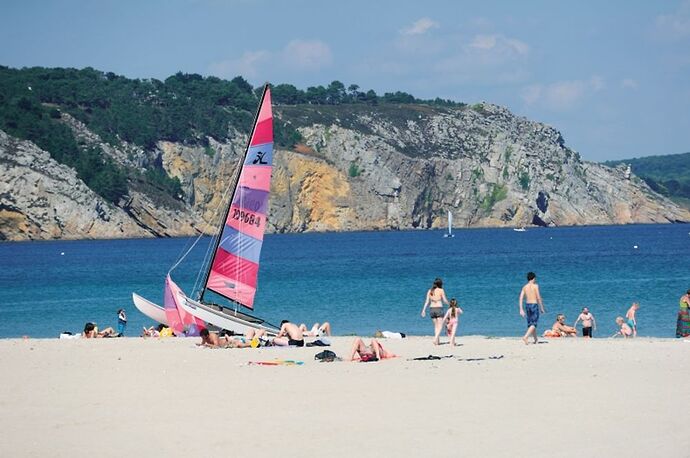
[132, 84, 279, 335]
[443, 211, 455, 238]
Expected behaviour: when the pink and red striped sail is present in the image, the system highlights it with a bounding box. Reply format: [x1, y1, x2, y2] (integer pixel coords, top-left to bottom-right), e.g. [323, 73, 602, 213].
[204, 87, 273, 309]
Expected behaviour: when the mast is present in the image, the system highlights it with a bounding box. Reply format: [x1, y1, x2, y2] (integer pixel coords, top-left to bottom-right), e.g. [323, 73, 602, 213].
[199, 83, 270, 304]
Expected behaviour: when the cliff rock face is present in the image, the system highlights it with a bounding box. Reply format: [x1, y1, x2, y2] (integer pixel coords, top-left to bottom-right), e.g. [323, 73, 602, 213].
[0, 131, 201, 240]
[1, 102, 688, 241]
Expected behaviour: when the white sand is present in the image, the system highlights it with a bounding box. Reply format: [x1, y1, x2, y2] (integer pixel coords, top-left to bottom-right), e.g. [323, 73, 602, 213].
[0, 336, 688, 457]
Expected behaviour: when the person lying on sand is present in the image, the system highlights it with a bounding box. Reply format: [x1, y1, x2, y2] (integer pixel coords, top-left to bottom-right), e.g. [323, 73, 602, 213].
[551, 314, 577, 337]
[613, 317, 633, 338]
[142, 324, 166, 338]
[299, 322, 332, 337]
[349, 338, 395, 362]
[83, 322, 116, 338]
[198, 328, 267, 348]
[273, 320, 305, 347]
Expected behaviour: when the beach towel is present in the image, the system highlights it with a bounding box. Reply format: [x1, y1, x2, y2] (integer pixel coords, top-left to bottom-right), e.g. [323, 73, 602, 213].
[248, 359, 304, 366]
[409, 355, 454, 361]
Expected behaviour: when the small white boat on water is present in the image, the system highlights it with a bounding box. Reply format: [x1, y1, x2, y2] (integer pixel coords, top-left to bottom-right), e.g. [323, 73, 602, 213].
[443, 211, 455, 238]
[513, 226, 527, 232]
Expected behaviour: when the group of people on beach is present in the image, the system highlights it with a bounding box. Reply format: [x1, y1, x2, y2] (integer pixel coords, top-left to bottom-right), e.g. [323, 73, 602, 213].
[419, 272, 662, 345]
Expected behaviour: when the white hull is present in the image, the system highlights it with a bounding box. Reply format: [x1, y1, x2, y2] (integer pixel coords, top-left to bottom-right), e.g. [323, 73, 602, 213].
[132, 293, 168, 325]
[177, 294, 279, 335]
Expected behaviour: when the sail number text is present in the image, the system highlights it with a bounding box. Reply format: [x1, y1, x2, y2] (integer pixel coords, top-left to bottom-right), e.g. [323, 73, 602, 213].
[231, 208, 261, 227]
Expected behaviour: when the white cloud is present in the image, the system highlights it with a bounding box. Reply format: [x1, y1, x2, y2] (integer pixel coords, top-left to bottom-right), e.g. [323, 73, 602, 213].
[401, 17, 439, 36]
[521, 76, 607, 111]
[621, 78, 639, 89]
[282, 39, 333, 70]
[655, 0, 690, 40]
[465, 34, 530, 60]
[208, 50, 270, 79]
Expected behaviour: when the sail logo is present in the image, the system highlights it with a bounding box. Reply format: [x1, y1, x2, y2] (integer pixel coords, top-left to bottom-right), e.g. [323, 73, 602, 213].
[245, 143, 273, 166]
[252, 151, 268, 165]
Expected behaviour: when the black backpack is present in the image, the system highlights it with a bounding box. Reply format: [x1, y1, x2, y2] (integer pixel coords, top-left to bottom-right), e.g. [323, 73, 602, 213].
[314, 350, 337, 362]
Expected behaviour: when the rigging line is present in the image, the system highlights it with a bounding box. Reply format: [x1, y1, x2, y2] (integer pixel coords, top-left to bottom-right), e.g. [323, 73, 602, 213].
[192, 157, 243, 294]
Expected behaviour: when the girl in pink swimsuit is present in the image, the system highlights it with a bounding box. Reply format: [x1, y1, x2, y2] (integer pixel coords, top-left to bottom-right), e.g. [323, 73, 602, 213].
[443, 298, 463, 346]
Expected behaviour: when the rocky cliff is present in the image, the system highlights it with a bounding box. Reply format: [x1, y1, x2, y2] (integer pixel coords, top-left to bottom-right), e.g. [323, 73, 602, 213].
[1, 102, 688, 241]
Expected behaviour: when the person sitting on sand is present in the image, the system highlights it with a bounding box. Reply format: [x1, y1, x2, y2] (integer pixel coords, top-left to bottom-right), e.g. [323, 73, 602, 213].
[574, 307, 596, 338]
[613, 317, 633, 338]
[273, 320, 305, 347]
[141, 323, 171, 338]
[83, 322, 115, 338]
[550, 314, 577, 337]
[349, 338, 395, 362]
[625, 302, 640, 337]
[299, 322, 332, 337]
[443, 298, 463, 346]
[198, 328, 267, 348]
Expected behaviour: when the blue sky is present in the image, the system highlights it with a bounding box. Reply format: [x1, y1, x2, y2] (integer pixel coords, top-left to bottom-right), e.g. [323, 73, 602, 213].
[1, 0, 689, 161]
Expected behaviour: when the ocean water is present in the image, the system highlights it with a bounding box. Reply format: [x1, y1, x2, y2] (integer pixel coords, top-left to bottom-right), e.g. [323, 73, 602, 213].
[1, 224, 689, 338]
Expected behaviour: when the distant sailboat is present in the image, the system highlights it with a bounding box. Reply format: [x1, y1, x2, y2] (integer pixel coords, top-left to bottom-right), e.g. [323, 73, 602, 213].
[513, 226, 526, 232]
[443, 211, 455, 238]
[132, 84, 279, 335]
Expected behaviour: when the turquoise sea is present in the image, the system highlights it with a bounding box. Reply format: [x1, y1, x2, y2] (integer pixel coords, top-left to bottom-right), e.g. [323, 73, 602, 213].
[1, 224, 689, 338]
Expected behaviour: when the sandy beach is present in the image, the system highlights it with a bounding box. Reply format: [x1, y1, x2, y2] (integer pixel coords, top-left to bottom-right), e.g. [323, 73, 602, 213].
[0, 336, 688, 457]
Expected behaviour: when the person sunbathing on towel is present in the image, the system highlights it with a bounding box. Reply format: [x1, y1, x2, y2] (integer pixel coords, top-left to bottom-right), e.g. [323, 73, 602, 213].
[349, 338, 395, 361]
[299, 322, 332, 337]
[198, 328, 266, 348]
[83, 322, 116, 338]
[550, 314, 577, 337]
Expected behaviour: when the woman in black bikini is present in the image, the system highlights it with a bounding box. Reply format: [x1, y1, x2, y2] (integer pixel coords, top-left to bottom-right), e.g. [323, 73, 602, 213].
[420, 278, 450, 345]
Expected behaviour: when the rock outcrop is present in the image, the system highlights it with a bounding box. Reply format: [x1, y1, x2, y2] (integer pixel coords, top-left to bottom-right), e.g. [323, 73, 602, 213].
[0, 131, 201, 240]
[1, 102, 688, 241]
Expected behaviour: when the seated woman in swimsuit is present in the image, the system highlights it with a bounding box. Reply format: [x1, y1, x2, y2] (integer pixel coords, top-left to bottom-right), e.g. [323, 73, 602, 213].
[349, 338, 395, 361]
[547, 314, 577, 337]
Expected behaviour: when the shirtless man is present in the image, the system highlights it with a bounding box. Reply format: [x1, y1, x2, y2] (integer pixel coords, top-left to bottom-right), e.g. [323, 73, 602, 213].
[551, 314, 577, 337]
[574, 307, 596, 338]
[273, 320, 305, 347]
[625, 302, 640, 337]
[519, 272, 545, 345]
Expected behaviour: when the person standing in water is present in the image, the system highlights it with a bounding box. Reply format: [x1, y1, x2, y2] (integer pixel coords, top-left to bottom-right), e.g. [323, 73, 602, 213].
[421, 278, 450, 345]
[574, 307, 596, 338]
[519, 272, 545, 345]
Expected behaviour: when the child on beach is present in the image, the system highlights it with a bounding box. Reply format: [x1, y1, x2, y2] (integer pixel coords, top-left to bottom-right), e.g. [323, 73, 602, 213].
[519, 272, 545, 345]
[443, 298, 463, 346]
[117, 309, 127, 336]
[574, 307, 596, 338]
[625, 302, 640, 337]
[613, 317, 633, 338]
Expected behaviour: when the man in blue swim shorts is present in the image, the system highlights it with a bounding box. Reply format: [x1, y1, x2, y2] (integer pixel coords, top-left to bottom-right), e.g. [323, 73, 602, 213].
[519, 271, 546, 345]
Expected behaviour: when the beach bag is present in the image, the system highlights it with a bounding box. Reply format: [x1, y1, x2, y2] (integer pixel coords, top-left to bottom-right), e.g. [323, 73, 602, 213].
[314, 350, 337, 362]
